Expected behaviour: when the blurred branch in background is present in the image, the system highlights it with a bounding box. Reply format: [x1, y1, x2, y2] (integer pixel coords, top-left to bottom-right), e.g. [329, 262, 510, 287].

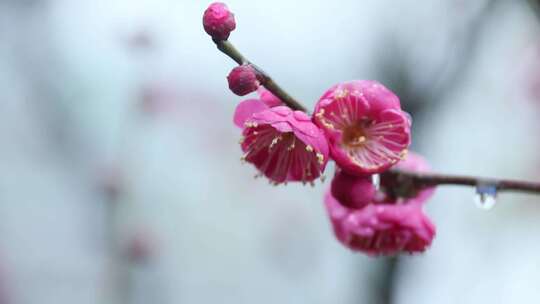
[97, 31, 163, 304]
[0, 259, 10, 304]
[100, 165, 130, 304]
[371, 1, 499, 303]
[528, 0, 540, 20]
[375, 0, 499, 114]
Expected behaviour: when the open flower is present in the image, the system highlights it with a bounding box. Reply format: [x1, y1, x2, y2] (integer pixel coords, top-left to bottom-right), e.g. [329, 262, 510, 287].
[234, 101, 329, 184]
[324, 151, 436, 255]
[314, 80, 411, 175]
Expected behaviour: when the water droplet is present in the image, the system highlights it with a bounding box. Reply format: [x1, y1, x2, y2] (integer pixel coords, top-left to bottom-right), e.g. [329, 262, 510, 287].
[474, 184, 498, 210]
[371, 174, 380, 191]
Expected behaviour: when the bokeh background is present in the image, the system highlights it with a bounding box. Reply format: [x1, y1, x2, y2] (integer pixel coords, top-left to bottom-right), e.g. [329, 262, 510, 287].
[1, 0, 540, 303]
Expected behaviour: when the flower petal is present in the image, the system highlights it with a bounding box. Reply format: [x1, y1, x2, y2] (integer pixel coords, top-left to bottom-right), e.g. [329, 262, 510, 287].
[233, 99, 269, 128]
[258, 87, 283, 107]
[324, 189, 436, 256]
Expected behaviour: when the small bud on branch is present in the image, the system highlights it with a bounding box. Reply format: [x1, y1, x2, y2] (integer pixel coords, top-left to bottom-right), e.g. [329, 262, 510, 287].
[227, 64, 260, 96]
[213, 39, 307, 112]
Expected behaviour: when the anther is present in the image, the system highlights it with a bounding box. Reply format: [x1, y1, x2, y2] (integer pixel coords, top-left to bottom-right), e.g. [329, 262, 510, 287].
[334, 89, 348, 99]
[316, 153, 325, 164]
[269, 136, 281, 148]
[399, 149, 408, 159]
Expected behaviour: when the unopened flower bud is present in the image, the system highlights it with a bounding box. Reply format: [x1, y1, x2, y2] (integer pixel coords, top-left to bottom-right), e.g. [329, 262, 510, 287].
[227, 65, 260, 96]
[331, 170, 375, 209]
[203, 2, 236, 41]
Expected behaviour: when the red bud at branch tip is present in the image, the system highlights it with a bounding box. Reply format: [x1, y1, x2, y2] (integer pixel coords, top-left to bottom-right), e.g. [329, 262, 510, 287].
[203, 2, 236, 41]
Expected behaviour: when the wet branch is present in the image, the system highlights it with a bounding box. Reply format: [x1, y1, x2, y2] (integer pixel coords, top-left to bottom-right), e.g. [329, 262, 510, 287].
[382, 170, 540, 195]
[209, 38, 540, 197]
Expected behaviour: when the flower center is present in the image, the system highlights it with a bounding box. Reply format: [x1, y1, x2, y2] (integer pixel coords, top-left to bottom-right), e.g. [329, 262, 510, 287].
[342, 123, 368, 148]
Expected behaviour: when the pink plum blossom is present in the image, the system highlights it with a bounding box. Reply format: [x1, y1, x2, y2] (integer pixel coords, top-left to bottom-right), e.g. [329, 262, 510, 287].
[125, 229, 158, 263]
[314, 80, 411, 175]
[227, 65, 260, 96]
[324, 151, 436, 255]
[138, 83, 179, 116]
[235, 103, 329, 184]
[325, 191, 435, 256]
[203, 2, 236, 40]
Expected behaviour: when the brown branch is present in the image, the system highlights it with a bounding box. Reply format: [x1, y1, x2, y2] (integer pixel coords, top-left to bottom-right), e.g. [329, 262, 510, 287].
[383, 170, 540, 196]
[208, 37, 540, 198]
[213, 39, 307, 112]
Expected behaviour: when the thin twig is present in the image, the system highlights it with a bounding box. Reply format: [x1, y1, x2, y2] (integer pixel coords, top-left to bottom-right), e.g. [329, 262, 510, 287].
[213, 39, 307, 112]
[384, 170, 540, 195]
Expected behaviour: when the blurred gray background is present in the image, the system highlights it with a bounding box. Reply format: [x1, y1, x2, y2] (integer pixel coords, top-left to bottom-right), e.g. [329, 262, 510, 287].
[0, 0, 539, 303]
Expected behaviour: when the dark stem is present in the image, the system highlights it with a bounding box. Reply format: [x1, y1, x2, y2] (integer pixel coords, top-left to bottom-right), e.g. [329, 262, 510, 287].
[208, 36, 540, 197]
[213, 39, 307, 112]
[383, 170, 540, 195]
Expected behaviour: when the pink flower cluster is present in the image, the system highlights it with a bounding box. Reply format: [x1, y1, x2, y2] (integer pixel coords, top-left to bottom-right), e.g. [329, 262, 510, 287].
[313, 80, 434, 255]
[203, 2, 437, 256]
[231, 80, 436, 255]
